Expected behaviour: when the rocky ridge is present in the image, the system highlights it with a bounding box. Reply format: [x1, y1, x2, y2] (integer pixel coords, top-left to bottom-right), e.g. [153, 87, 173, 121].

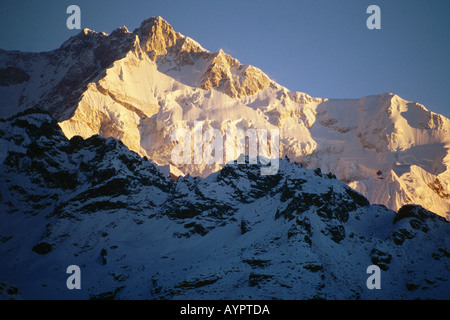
[0, 110, 448, 299]
[0, 16, 449, 217]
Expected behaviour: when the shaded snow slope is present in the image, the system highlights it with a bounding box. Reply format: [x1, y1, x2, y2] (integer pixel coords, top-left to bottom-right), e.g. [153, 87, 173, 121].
[0, 110, 449, 299]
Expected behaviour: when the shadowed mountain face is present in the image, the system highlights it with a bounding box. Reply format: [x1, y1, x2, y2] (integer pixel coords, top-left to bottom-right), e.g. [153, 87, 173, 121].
[1, 17, 449, 217]
[0, 110, 448, 300]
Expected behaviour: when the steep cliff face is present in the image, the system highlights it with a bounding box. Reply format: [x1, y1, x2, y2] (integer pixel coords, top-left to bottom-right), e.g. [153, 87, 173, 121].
[1, 17, 450, 217]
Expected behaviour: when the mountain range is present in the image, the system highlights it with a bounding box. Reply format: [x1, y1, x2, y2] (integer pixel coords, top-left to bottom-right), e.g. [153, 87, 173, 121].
[0, 109, 448, 299]
[0, 16, 449, 300]
[1, 17, 450, 217]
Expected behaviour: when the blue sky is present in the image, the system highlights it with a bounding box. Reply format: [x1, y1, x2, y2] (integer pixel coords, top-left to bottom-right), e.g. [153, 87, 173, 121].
[1, 0, 449, 118]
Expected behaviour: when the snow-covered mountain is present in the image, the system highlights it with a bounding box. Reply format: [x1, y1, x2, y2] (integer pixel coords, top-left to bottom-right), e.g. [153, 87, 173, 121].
[0, 16, 449, 218]
[0, 109, 449, 299]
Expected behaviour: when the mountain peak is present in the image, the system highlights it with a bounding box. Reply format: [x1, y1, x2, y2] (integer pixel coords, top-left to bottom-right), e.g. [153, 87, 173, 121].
[2, 16, 450, 218]
[137, 15, 173, 31]
[133, 16, 179, 60]
[200, 47, 271, 98]
[60, 27, 100, 48]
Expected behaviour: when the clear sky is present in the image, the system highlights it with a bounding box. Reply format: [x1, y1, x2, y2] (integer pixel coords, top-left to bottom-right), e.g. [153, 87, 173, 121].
[1, 0, 449, 118]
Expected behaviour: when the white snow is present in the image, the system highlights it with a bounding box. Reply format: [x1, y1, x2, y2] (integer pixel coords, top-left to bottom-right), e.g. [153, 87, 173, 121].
[1, 18, 449, 218]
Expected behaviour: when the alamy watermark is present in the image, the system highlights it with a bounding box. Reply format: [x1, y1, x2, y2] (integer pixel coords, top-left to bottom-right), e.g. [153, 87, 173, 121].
[66, 265, 81, 289]
[366, 5, 381, 30]
[66, 5, 381, 31]
[171, 122, 280, 175]
[66, 5, 81, 30]
[366, 265, 381, 289]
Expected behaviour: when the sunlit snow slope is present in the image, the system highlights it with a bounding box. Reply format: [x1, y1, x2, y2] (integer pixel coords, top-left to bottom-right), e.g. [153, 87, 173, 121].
[0, 17, 449, 217]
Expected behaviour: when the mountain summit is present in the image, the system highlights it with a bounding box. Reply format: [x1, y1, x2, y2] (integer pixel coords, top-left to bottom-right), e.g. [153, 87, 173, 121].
[134, 16, 206, 61]
[0, 16, 449, 217]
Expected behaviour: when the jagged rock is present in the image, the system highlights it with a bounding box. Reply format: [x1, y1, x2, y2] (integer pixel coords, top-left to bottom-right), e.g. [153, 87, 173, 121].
[370, 249, 392, 271]
[32, 242, 52, 255]
[248, 273, 273, 288]
[0, 282, 22, 300]
[200, 49, 270, 98]
[323, 225, 346, 243]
